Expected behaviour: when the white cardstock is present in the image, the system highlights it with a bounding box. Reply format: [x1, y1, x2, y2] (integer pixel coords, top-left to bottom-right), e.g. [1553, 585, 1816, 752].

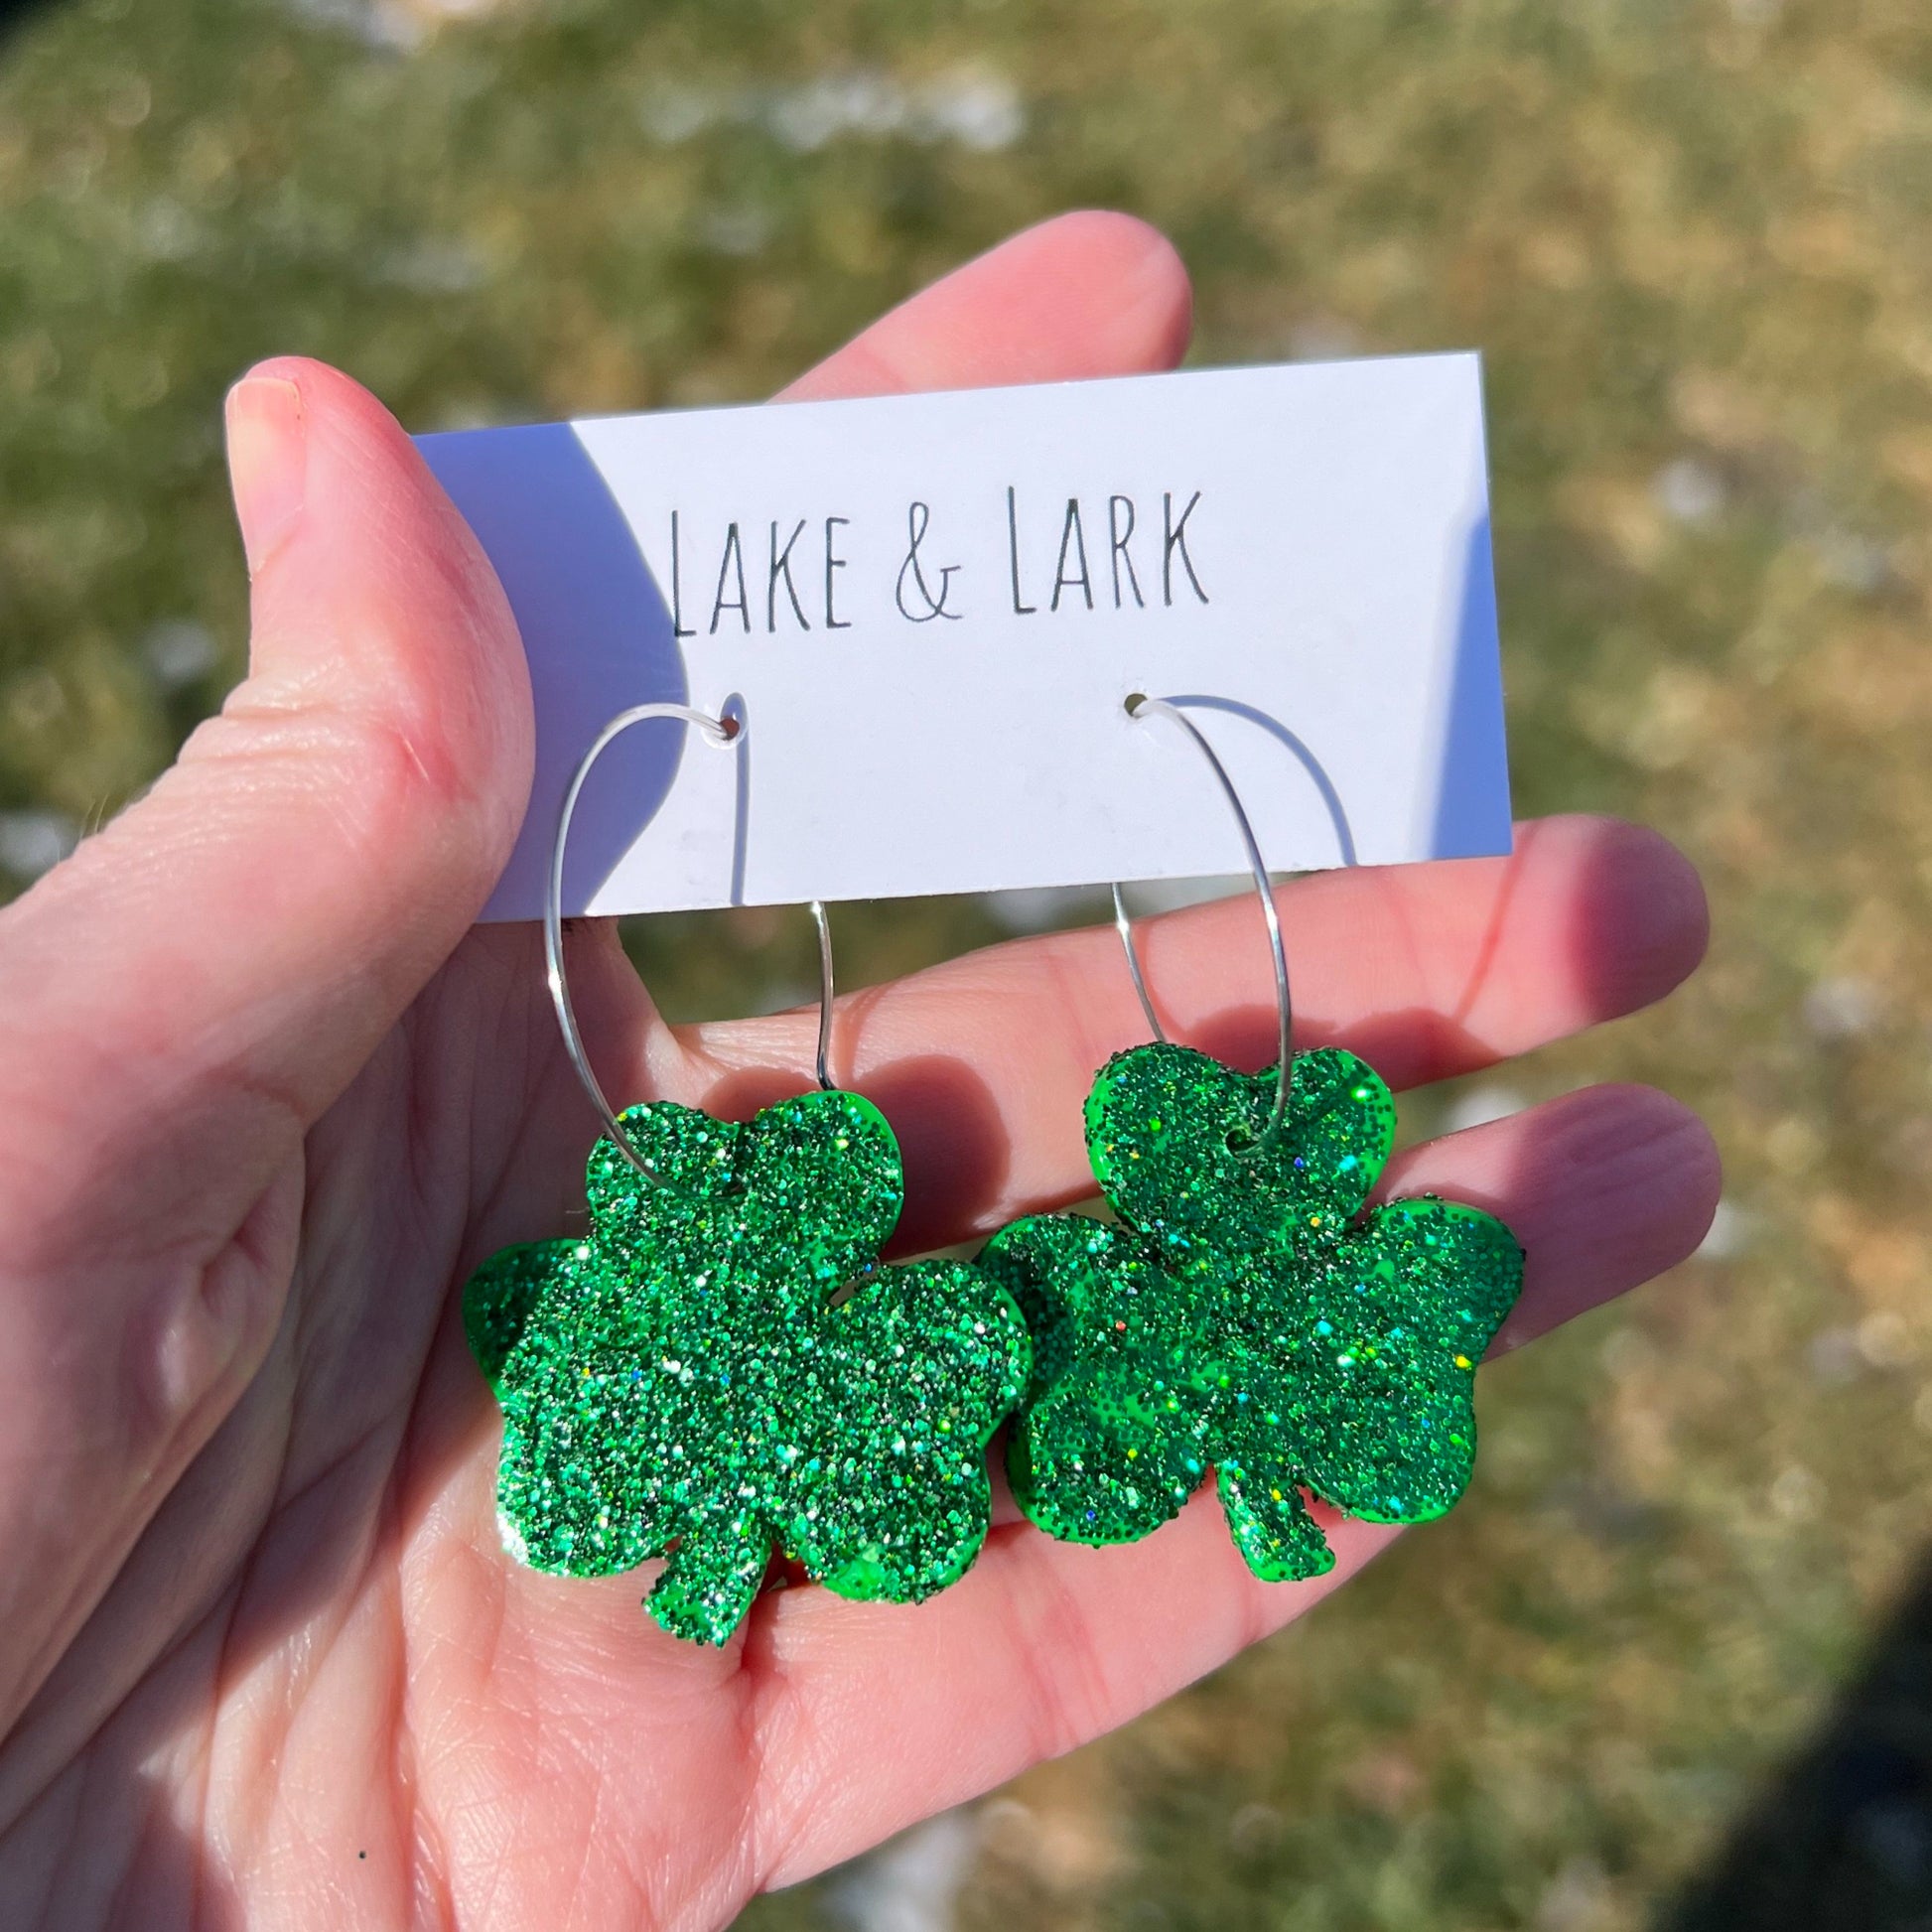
[418, 353, 1512, 919]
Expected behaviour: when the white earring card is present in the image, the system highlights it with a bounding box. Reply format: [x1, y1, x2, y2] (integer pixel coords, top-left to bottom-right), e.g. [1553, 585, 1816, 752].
[418, 352, 1512, 920]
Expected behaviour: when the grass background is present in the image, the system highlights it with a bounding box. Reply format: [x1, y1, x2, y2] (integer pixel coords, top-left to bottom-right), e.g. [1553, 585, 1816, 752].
[3, 0, 1932, 1925]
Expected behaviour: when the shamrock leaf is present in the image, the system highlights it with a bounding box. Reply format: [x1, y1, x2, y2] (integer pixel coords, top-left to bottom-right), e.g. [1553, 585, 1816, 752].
[463, 1088, 1030, 1644]
[981, 1042, 1522, 1582]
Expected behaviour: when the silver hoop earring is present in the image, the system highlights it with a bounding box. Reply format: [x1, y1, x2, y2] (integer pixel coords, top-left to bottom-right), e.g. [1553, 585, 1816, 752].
[979, 690, 1525, 1588]
[461, 698, 1031, 1647]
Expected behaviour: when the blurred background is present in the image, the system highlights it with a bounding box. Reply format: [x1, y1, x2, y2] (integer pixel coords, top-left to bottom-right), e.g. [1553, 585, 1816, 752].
[3, 0, 1930, 1925]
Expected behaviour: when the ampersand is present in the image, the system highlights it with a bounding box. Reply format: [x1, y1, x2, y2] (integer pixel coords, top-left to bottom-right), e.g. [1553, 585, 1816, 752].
[894, 500, 963, 622]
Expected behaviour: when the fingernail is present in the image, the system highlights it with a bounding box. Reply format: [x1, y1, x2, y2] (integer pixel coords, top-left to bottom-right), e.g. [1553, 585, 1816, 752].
[225, 373, 306, 577]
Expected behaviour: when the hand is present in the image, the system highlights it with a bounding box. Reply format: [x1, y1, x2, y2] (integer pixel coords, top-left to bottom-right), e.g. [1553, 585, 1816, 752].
[0, 212, 1718, 1929]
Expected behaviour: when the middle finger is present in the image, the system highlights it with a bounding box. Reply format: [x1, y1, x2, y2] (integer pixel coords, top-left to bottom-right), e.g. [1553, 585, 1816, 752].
[671, 813, 1707, 1252]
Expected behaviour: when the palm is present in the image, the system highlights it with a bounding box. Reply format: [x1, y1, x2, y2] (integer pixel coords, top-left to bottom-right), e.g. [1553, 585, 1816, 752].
[0, 217, 1718, 1929]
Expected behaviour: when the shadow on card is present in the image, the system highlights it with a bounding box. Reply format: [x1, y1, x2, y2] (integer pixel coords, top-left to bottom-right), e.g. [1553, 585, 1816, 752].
[1429, 506, 1513, 860]
[1158, 502, 1503, 877]
[1159, 692, 1359, 871]
[419, 421, 690, 919]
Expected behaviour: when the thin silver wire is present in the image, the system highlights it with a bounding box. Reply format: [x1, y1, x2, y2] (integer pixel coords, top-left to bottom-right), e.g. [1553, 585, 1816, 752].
[545, 700, 836, 1181]
[1110, 880, 1166, 1043]
[1113, 694, 1295, 1152]
[807, 897, 835, 1094]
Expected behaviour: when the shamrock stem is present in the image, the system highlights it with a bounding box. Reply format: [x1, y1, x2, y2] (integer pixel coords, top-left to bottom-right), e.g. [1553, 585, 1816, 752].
[647, 1515, 772, 1645]
[1217, 1463, 1335, 1582]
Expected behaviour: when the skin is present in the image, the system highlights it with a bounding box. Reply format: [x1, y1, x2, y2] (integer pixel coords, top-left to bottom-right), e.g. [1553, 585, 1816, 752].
[0, 211, 1720, 1929]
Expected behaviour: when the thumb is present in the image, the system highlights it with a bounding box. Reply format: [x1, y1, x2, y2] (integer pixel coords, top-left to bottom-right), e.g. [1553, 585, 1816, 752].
[0, 356, 532, 1207]
[0, 357, 530, 1725]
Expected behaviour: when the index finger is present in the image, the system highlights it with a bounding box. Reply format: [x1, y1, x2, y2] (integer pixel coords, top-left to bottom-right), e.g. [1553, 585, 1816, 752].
[782, 209, 1191, 401]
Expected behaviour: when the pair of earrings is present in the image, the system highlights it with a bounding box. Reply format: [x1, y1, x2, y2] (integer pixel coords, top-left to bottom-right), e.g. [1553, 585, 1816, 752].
[463, 698, 1524, 1645]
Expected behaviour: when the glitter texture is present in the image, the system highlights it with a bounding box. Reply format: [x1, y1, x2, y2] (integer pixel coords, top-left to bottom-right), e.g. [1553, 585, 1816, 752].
[979, 1043, 1523, 1580]
[464, 1089, 1031, 1644]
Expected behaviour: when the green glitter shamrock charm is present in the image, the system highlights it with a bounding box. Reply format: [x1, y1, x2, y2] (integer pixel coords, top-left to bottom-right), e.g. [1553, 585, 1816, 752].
[463, 1089, 1031, 1645]
[979, 1042, 1523, 1581]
